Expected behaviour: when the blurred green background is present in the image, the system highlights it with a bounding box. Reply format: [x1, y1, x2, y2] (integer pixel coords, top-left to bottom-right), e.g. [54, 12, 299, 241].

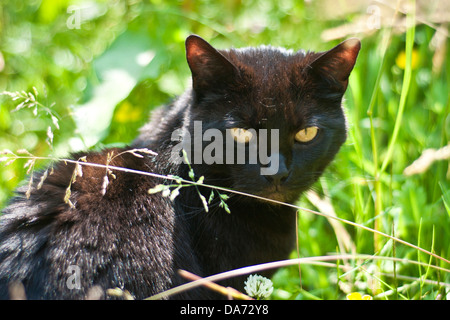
[0, 0, 449, 299]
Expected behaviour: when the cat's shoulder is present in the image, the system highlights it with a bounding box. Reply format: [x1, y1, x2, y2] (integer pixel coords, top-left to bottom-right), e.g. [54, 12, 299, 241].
[1, 147, 159, 228]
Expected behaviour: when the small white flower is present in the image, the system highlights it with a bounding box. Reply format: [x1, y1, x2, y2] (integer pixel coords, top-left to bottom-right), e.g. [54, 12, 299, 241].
[244, 274, 273, 300]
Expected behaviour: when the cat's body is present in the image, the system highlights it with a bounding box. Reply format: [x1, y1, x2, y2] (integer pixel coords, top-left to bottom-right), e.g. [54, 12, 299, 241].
[0, 35, 360, 299]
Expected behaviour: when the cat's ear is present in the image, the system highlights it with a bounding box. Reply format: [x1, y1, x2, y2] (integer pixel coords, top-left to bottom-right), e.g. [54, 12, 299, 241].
[185, 35, 239, 95]
[309, 38, 361, 92]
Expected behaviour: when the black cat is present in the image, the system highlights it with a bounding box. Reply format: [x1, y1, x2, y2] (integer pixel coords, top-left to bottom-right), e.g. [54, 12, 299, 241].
[0, 35, 360, 299]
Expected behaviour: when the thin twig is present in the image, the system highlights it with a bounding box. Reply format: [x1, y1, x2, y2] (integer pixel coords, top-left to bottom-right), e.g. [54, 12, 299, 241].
[3, 153, 450, 266]
[146, 254, 450, 300]
[178, 270, 253, 300]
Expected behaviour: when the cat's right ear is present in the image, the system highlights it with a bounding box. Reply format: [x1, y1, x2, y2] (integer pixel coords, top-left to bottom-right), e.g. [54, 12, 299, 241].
[185, 35, 239, 96]
[309, 38, 361, 93]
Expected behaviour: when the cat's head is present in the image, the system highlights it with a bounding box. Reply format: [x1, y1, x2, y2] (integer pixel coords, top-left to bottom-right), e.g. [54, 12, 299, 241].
[180, 35, 360, 204]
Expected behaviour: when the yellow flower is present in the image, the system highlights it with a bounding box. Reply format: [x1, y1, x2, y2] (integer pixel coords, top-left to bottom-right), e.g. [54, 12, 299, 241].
[395, 49, 419, 70]
[346, 292, 373, 300]
[114, 101, 142, 123]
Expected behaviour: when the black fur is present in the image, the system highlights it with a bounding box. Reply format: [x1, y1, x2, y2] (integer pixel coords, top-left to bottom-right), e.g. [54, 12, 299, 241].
[0, 35, 360, 299]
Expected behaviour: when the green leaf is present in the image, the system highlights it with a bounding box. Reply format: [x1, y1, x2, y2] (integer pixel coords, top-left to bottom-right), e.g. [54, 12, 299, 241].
[170, 187, 181, 201]
[188, 169, 195, 181]
[208, 190, 215, 204]
[168, 174, 183, 184]
[222, 202, 231, 214]
[148, 184, 169, 194]
[219, 193, 229, 201]
[219, 198, 231, 214]
[199, 194, 209, 213]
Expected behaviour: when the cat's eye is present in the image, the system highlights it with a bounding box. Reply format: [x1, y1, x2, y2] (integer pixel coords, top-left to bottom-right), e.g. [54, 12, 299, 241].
[295, 126, 319, 143]
[230, 128, 253, 144]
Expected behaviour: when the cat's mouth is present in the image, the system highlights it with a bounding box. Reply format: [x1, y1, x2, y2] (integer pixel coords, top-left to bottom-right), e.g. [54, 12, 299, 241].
[261, 191, 287, 202]
[232, 174, 312, 205]
[254, 185, 300, 204]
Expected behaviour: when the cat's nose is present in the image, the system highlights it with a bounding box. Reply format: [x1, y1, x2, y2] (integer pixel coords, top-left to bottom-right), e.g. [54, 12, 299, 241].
[263, 154, 290, 185]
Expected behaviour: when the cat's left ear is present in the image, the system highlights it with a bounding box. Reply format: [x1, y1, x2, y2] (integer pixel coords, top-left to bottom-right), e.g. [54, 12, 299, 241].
[309, 38, 361, 92]
[185, 35, 239, 96]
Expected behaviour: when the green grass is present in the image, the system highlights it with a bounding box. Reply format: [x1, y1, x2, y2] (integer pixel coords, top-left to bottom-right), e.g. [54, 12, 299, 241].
[0, 0, 449, 300]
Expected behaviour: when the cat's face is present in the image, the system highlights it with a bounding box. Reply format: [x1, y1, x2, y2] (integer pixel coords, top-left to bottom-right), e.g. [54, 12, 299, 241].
[182, 35, 360, 204]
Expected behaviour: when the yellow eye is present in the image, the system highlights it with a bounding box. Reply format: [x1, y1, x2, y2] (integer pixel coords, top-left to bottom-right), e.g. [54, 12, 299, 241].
[295, 126, 319, 143]
[230, 128, 253, 143]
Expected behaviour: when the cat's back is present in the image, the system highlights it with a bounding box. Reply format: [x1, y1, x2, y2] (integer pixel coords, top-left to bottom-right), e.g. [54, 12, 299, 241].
[0, 148, 179, 299]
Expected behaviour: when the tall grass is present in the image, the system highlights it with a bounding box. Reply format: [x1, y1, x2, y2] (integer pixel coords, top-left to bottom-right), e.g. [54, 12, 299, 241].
[279, 4, 450, 299]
